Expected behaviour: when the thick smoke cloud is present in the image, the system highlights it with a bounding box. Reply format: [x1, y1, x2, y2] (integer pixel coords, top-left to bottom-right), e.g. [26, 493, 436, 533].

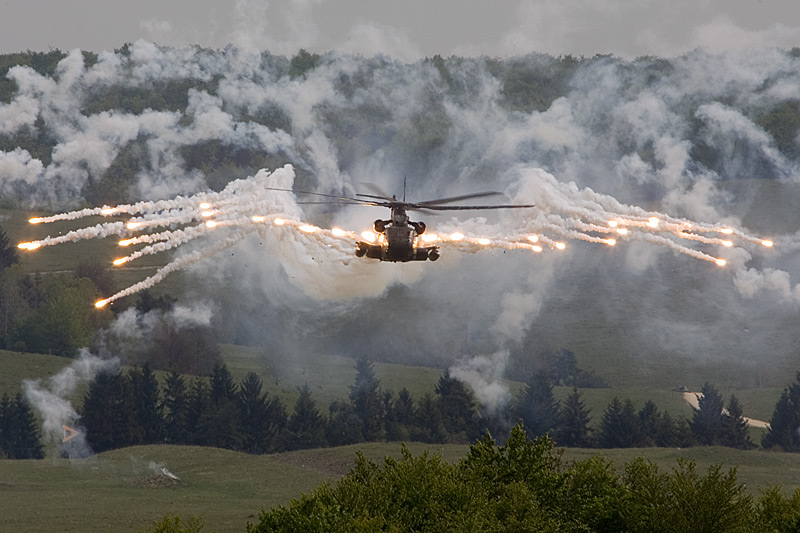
[4, 43, 800, 397]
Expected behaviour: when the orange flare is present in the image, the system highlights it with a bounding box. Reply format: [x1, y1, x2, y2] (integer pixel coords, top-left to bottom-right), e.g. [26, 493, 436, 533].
[606, 239, 616, 246]
[28, 217, 42, 224]
[477, 238, 491, 245]
[332, 228, 347, 237]
[112, 258, 127, 266]
[762, 240, 774, 247]
[555, 242, 566, 250]
[299, 225, 316, 233]
[715, 258, 727, 267]
[274, 218, 285, 226]
[95, 299, 108, 308]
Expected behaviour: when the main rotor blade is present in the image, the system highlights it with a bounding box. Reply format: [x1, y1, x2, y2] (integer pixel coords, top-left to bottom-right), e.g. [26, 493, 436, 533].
[356, 182, 396, 201]
[416, 191, 504, 206]
[264, 187, 361, 203]
[356, 193, 398, 202]
[410, 203, 536, 211]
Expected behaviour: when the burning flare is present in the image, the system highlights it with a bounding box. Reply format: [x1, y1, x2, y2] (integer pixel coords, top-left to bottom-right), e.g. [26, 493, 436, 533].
[16, 165, 775, 307]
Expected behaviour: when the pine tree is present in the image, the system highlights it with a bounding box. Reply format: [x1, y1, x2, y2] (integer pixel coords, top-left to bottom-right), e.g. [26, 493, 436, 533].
[598, 397, 642, 448]
[0, 226, 20, 271]
[514, 371, 560, 439]
[413, 393, 447, 444]
[186, 378, 211, 446]
[237, 372, 286, 454]
[763, 372, 800, 452]
[554, 387, 592, 447]
[638, 400, 661, 447]
[129, 363, 164, 444]
[10, 393, 44, 459]
[690, 382, 725, 446]
[0, 393, 14, 457]
[285, 384, 326, 450]
[720, 394, 755, 450]
[210, 363, 237, 405]
[386, 388, 415, 441]
[81, 370, 137, 452]
[326, 400, 364, 446]
[435, 371, 479, 442]
[349, 359, 384, 442]
[162, 371, 190, 444]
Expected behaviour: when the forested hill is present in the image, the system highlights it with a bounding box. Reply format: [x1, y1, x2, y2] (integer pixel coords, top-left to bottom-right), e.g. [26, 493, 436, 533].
[3, 43, 800, 378]
[1, 44, 799, 212]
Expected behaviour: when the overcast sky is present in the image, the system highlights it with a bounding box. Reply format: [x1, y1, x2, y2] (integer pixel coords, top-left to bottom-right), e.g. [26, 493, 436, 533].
[2, 0, 800, 59]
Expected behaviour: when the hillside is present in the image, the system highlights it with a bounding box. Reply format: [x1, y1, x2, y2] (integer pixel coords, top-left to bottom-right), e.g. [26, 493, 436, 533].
[2, 441, 800, 533]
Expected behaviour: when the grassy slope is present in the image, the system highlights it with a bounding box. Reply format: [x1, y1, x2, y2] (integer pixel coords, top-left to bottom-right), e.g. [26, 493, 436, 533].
[2, 442, 800, 533]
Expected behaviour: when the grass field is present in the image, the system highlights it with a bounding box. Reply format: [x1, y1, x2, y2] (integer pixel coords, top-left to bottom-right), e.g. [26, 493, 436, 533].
[3, 441, 800, 533]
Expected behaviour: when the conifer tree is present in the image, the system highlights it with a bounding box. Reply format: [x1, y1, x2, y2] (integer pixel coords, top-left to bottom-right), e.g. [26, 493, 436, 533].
[81, 369, 137, 452]
[285, 384, 326, 450]
[186, 378, 211, 446]
[349, 359, 384, 442]
[514, 371, 560, 439]
[0, 393, 14, 457]
[554, 387, 592, 447]
[162, 371, 189, 444]
[386, 388, 415, 441]
[326, 400, 364, 446]
[237, 372, 286, 454]
[129, 363, 164, 444]
[0, 226, 20, 271]
[413, 392, 447, 444]
[720, 394, 754, 450]
[435, 371, 479, 442]
[638, 400, 661, 447]
[10, 393, 44, 459]
[598, 397, 642, 448]
[763, 372, 800, 452]
[690, 382, 725, 446]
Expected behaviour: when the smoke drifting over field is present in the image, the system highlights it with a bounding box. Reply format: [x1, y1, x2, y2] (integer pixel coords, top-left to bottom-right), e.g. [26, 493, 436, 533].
[5, 43, 800, 394]
[23, 351, 118, 458]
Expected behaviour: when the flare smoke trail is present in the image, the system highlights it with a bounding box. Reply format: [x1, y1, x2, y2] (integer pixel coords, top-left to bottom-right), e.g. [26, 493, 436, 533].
[18, 164, 774, 307]
[23, 350, 118, 458]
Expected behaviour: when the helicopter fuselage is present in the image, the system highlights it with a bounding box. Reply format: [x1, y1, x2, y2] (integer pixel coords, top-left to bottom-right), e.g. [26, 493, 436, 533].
[355, 205, 439, 262]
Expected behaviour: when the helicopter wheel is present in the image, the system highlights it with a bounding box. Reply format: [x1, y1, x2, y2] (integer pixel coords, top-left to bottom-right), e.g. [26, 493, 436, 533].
[373, 219, 387, 233]
[412, 221, 426, 235]
[428, 248, 439, 261]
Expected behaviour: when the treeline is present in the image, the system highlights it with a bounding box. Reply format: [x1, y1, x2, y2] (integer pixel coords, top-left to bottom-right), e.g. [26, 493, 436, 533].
[74, 358, 758, 457]
[6, 355, 800, 460]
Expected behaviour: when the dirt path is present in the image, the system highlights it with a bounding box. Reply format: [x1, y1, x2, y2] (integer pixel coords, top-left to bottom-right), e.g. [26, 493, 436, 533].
[682, 392, 770, 429]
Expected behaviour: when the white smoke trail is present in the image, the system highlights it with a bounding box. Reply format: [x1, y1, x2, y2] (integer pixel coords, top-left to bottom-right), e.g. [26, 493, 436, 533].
[23, 350, 119, 458]
[18, 163, 777, 308]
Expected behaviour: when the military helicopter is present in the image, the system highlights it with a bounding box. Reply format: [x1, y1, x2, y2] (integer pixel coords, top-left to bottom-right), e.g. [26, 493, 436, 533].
[267, 183, 534, 262]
